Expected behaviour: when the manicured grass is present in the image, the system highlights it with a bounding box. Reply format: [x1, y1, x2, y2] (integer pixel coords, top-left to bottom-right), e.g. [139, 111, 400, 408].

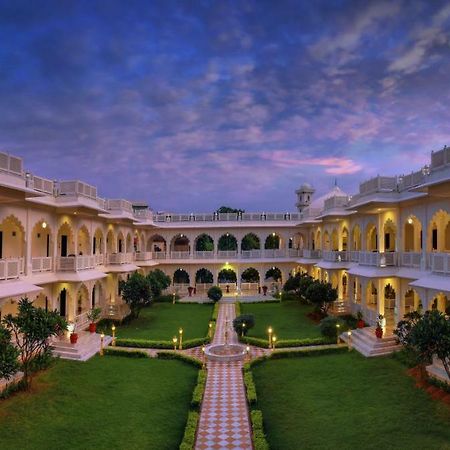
[241, 301, 321, 340]
[0, 356, 197, 450]
[253, 352, 450, 450]
[113, 303, 213, 341]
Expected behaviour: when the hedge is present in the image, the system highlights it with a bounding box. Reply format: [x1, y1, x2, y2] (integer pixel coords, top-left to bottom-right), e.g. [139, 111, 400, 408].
[115, 336, 210, 350]
[251, 410, 270, 450]
[191, 369, 207, 410]
[239, 335, 335, 349]
[179, 410, 200, 450]
[235, 301, 242, 318]
[211, 302, 220, 322]
[157, 351, 203, 368]
[243, 370, 257, 406]
[103, 347, 149, 358]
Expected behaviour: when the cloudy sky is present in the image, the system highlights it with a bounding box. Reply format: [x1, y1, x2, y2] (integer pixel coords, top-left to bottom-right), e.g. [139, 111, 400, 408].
[1, 0, 449, 212]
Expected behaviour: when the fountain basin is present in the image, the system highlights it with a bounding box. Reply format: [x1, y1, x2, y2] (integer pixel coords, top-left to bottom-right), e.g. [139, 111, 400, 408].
[204, 344, 247, 362]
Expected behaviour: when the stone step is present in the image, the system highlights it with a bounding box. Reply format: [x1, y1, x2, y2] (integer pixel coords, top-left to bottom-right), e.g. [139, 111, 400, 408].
[51, 333, 113, 362]
[426, 360, 450, 385]
[341, 329, 401, 358]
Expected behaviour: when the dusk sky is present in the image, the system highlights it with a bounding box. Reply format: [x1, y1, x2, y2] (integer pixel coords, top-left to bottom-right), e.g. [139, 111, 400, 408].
[1, 0, 449, 212]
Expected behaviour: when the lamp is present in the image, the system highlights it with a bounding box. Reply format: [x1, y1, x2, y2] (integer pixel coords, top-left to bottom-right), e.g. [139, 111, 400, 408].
[172, 336, 177, 351]
[179, 327, 183, 350]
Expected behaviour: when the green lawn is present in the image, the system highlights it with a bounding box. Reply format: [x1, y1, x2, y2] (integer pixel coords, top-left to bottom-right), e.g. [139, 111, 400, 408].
[253, 352, 450, 450]
[241, 301, 321, 340]
[111, 303, 213, 341]
[0, 356, 197, 450]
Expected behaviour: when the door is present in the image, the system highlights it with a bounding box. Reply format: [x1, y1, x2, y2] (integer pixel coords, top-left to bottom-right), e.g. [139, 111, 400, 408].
[59, 289, 67, 317]
[93, 236, 96, 254]
[61, 235, 68, 257]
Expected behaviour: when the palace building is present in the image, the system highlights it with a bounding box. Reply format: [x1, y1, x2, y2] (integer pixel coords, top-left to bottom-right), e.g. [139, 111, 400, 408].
[0, 147, 449, 348]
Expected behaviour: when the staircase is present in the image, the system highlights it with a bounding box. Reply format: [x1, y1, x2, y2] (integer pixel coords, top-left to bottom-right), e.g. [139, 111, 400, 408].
[329, 300, 351, 315]
[340, 327, 401, 357]
[51, 332, 113, 361]
[426, 358, 450, 385]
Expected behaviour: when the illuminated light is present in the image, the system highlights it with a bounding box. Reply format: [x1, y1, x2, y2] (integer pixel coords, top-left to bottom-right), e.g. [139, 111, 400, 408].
[41, 221, 47, 229]
[272, 232, 275, 236]
[74, 212, 77, 215]
[407, 217, 413, 225]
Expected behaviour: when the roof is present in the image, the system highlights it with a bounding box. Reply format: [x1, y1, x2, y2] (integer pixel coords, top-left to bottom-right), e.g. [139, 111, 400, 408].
[310, 185, 348, 210]
[0, 280, 43, 299]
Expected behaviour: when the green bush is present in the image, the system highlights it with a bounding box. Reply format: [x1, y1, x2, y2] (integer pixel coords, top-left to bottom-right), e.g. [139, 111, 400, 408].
[244, 370, 257, 406]
[235, 301, 242, 317]
[157, 351, 202, 368]
[191, 369, 207, 410]
[233, 314, 255, 336]
[319, 316, 348, 338]
[154, 294, 180, 303]
[340, 314, 358, 329]
[239, 335, 335, 348]
[207, 286, 223, 302]
[251, 410, 270, 450]
[179, 410, 200, 450]
[115, 336, 210, 350]
[104, 347, 149, 358]
[211, 302, 220, 321]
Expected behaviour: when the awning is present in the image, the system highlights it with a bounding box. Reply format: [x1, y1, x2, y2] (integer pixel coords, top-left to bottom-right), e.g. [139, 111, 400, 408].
[100, 264, 139, 273]
[315, 261, 353, 270]
[409, 275, 450, 292]
[295, 258, 321, 265]
[347, 266, 398, 278]
[56, 270, 107, 282]
[0, 280, 43, 299]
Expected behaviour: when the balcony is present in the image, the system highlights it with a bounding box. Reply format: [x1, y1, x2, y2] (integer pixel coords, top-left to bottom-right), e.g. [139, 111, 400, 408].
[170, 251, 190, 259]
[194, 251, 214, 259]
[302, 249, 322, 259]
[217, 250, 238, 259]
[398, 252, 422, 269]
[134, 252, 153, 261]
[322, 251, 349, 262]
[94, 254, 104, 266]
[358, 251, 397, 267]
[430, 253, 450, 275]
[31, 256, 53, 273]
[56, 256, 95, 271]
[0, 258, 25, 280]
[106, 253, 134, 265]
[153, 211, 302, 223]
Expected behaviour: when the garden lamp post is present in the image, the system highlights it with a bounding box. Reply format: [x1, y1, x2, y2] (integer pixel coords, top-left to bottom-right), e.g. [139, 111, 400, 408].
[202, 345, 206, 369]
[268, 326, 273, 349]
[111, 324, 116, 347]
[242, 322, 246, 338]
[347, 331, 352, 351]
[272, 335, 277, 351]
[246, 345, 250, 362]
[336, 324, 340, 345]
[100, 333, 104, 356]
[172, 292, 176, 304]
[173, 336, 177, 350]
[208, 322, 213, 338]
[179, 327, 183, 350]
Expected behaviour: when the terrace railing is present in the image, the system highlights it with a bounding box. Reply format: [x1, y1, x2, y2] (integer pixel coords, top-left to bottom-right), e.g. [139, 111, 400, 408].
[0, 257, 25, 280]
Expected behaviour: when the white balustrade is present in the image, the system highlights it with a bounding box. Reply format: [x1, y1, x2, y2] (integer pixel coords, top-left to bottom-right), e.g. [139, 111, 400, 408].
[241, 250, 261, 259]
[134, 252, 153, 261]
[217, 250, 238, 258]
[303, 249, 322, 259]
[322, 251, 349, 262]
[106, 253, 134, 264]
[94, 254, 104, 265]
[0, 258, 24, 280]
[358, 251, 397, 267]
[399, 252, 422, 268]
[31, 256, 53, 273]
[170, 251, 191, 259]
[56, 256, 95, 271]
[430, 253, 450, 275]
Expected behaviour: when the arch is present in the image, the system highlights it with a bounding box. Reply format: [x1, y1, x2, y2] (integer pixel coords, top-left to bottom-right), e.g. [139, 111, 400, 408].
[106, 229, 115, 253]
[76, 284, 90, 316]
[342, 272, 348, 298]
[366, 281, 378, 309]
[365, 223, 378, 251]
[195, 268, 213, 284]
[315, 229, 322, 250]
[310, 231, 316, 250]
[341, 227, 349, 251]
[264, 232, 281, 250]
[404, 288, 421, 315]
[404, 215, 422, 252]
[427, 210, 450, 252]
[218, 233, 237, 251]
[241, 233, 260, 251]
[173, 268, 190, 284]
[351, 224, 362, 251]
[147, 234, 166, 253]
[93, 227, 104, 254]
[331, 229, 339, 251]
[383, 219, 396, 252]
[31, 219, 52, 258]
[170, 234, 190, 252]
[430, 292, 449, 313]
[265, 266, 282, 282]
[0, 215, 25, 259]
[92, 280, 104, 308]
[241, 267, 260, 283]
[77, 225, 91, 256]
[292, 232, 305, 250]
[57, 222, 75, 257]
[126, 232, 133, 253]
[218, 268, 237, 283]
[323, 230, 331, 251]
[117, 231, 125, 253]
[195, 234, 214, 251]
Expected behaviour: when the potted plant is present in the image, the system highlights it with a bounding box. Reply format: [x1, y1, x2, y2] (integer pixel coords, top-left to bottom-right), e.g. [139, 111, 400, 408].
[262, 285, 268, 296]
[356, 311, 365, 328]
[188, 286, 194, 297]
[375, 314, 384, 338]
[68, 320, 78, 344]
[87, 307, 102, 333]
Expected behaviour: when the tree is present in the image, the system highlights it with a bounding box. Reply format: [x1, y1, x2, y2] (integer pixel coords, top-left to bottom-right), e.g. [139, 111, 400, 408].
[0, 325, 20, 380]
[216, 206, 245, 214]
[207, 286, 223, 302]
[241, 234, 260, 251]
[196, 268, 214, 284]
[396, 310, 450, 378]
[283, 273, 314, 300]
[121, 272, 152, 318]
[146, 269, 171, 298]
[305, 281, 337, 314]
[196, 234, 214, 251]
[241, 268, 260, 283]
[233, 314, 255, 336]
[2, 298, 67, 388]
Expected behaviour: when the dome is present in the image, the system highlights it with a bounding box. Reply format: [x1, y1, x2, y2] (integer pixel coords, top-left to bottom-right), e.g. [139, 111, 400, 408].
[299, 182, 313, 191]
[310, 185, 348, 210]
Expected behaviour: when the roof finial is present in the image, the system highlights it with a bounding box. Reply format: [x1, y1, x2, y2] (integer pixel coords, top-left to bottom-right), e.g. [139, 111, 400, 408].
[334, 178, 338, 187]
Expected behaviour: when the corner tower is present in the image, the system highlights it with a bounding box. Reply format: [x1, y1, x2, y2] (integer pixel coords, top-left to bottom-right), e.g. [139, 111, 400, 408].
[295, 183, 315, 212]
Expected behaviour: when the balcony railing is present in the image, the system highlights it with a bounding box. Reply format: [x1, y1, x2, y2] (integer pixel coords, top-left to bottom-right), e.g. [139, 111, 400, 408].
[194, 251, 214, 259]
[217, 250, 238, 258]
[31, 256, 52, 273]
[56, 256, 95, 271]
[94, 254, 104, 265]
[152, 251, 167, 260]
[106, 253, 134, 265]
[358, 251, 397, 267]
[399, 252, 422, 268]
[170, 251, 191, 259]
[0, 257, 25, 280]
[302, 249, 322, 259]
[153, 211, 302, 223]
[322, 251, 349, 262]
[430, 253, 450, 275]
[134, 252, 153, 261]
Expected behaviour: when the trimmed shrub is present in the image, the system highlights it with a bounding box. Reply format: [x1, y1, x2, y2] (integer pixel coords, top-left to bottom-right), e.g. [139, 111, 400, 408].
[179, 410, 200, 450]
[244, 370, 257, 406]
[115, 336, 210, 350]
[319, 316, 348, 338]
[104, 347, 149, 358]
[235, 302, 242, 318]
[251, 410, 270, 450]
[239, 335, 335, 349]
[207, 286, 223, 302]
[233, 314, 255, 336]
[211, 302, 220, 321]
[191, 369, 207, 410]
[157, 351, 202, 368]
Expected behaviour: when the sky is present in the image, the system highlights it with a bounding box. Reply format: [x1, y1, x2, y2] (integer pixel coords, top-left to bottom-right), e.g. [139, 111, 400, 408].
[0, 0, 450, 212]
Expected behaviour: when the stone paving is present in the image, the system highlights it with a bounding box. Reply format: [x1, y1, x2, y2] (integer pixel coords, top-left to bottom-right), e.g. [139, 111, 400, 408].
[195, 302, 253, 450]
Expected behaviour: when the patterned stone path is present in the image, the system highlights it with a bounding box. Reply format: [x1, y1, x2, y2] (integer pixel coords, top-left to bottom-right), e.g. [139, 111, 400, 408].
[195, 302, 253, 450]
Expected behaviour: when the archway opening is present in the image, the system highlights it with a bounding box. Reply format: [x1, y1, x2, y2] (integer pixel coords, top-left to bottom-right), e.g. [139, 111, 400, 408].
[31, 220, 52, 259]
[241, 233, 260, 251]
[265, 233, 281, 250]
[171, 234, 190, 252]
[173, 269, 190, 284]
[58, 222, 74, 257]
[147, 234, 166, 253]
[77, 225, 91, 256]
[195, 234, 214, 252]
[218, 233, 237, 251]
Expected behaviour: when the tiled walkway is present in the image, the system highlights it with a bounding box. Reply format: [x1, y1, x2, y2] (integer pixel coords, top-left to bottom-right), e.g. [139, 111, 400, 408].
[195, 302, 253, 450]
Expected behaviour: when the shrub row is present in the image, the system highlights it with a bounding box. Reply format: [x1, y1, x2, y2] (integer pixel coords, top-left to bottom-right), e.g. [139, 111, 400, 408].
[191, 369, 207, 410]
[239, 335, 335, 349]
[179, 410, 200, 450]
[104, 347, 149, 358]
[243, 370, 257, 406]
[251, 410, 270, 450]
[427, 375, 450, 394]
[235, 301, 242, 318]
[157, 351, 203, 368]
[211, 302, 220, 322]
[115, 336, 210, 350]
[154, 294, 180, 303]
